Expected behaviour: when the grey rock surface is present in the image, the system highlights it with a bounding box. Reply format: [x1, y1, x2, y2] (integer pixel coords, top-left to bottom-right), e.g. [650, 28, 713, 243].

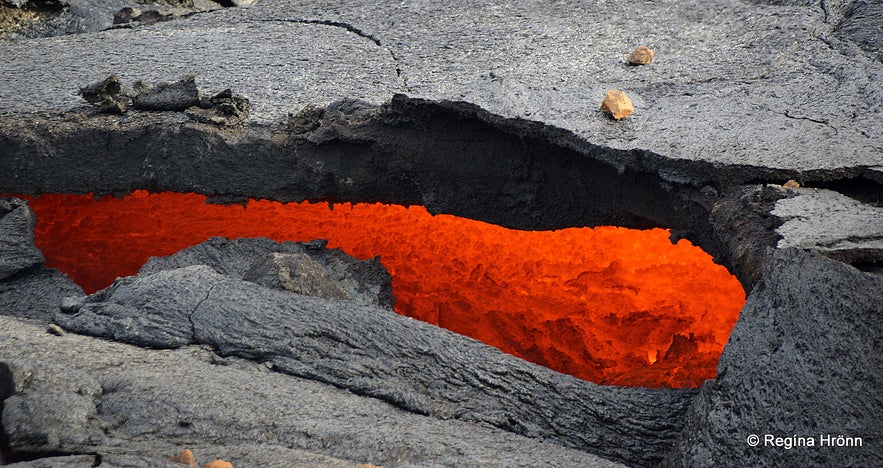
[141, 236, 395, 308]
[55, 264, 692, 466]
[243, 252, 353, 300]
[664, 248, 883, 467]
[1, 1, 882, 467]
[772, 187, 883, 264]
[0, 315, 625, 468]
[2, 0, 881, 170]
[0, 198, 86, 322]
[1, 0, 225, 39]
[0, 198, 43, 281]
[0, 266, 84, 322]
[132, 74, 200, 111]
[4, 455, 96, 467]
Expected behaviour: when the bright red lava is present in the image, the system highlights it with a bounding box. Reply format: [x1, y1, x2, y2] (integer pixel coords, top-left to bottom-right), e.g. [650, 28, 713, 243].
[19, 191, 744, 388]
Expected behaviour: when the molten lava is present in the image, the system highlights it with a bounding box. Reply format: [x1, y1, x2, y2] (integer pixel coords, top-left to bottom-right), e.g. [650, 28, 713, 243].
[19, 191, 744, 388]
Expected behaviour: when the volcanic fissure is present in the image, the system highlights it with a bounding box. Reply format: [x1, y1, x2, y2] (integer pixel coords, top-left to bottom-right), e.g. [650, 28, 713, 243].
[0, 96, 767, 390]
[18, 191, 744, 388]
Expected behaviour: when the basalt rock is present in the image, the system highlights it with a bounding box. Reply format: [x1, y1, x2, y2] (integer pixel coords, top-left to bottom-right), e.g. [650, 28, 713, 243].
[0, 316, 625, 467]
[0, 266, 84, 322]
[0, 198, 43, 280]
[1, 0, 882, 466]
[78, 74, 129, 114]
[0, 199, 84, 322]
[139, 237, 395, 309]
[54, 263, 692, 466]
[243, 252, 353, 301]
[663, 248, 883, 467]
[132, 75, 200, 112]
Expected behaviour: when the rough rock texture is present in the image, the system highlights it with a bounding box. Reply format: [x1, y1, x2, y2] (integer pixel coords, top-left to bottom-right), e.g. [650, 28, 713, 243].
[0, 266, 84, 322]
[0, 0, 225, 39]
[0, 198, 43, 281]
[1, 1, 882, 467]
[772, 187, 883, 265]
[243, 252, 353, 301]
[4, 455, 97, 467]
[600, 89, 634, 120]
[140, 236, 394, 309]
[627, 46, 654, 65]
[78, 74, 129, 114]
[131, 75, 200, 111]
[1, 0, 881, 170]
[0, 198, 83, 323]
[0, 316, 625, 468]
[663, 248, 883, 467]
[54, 263, 693, 466]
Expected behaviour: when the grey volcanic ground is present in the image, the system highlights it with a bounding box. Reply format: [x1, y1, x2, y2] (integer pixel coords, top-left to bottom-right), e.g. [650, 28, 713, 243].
[1, 0, 882, 467]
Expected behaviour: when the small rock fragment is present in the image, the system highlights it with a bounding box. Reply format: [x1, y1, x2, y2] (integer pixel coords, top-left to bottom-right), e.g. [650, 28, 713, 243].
[287, 104, 325, 134]
[46, 323, 65, 336]
[113, 7, 142, 24]
[600, 89, 634, 120]
[169, 448, 199, 466]
[132, 75, 201, 111]
[783, 179, 800, 189]
[186, 89, 250, 127]
[627, 46, 654, 65]
[243, 252, 353, 301]
[79, 75, 129, 114]
[203, 461, 234, 468]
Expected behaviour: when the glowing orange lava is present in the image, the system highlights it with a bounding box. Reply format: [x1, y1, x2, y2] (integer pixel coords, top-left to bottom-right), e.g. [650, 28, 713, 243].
[19, 191, 744, 387]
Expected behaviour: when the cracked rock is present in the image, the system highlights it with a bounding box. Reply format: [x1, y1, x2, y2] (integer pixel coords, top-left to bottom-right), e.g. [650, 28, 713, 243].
[54, 265, 215, 348]
[772, 188, 883, 265]
[0, 315, 625, 467]
[287, 103, 325, 134]
[664, 248, 883, 467]
[47, 263, 692, 466]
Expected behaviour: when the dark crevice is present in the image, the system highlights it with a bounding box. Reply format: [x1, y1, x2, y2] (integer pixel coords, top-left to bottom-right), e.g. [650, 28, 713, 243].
[264, 18, 406, 88]
[278, 18, 383, 47]
[0, 362, 13, 465]
[0, 94, 872, 291]
[804, 175, 883, 207]
[820, 0, 831, 24]
[852, 260, 883, 275]
[188, 283, 215, 344]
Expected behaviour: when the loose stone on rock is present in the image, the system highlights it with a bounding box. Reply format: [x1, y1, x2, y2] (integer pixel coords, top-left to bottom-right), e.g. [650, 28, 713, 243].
[113, 7, 143, 25]
[600, 89, 634, 120]
[78, 75, 129, 114]
[627, 46, 654, 65]
[46, 323, 65, 336]
[169, 448, 199, 466]
[186, 89, 250, 127]
[132, 74, 201, 111]
[202, 461, 234, 468]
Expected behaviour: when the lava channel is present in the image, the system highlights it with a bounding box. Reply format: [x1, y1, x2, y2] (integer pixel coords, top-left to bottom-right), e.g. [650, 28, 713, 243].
[18, 191, 745, 388]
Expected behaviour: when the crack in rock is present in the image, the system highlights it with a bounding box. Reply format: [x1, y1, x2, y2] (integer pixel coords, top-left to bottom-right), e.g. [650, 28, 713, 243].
[266, 17, 407, 91]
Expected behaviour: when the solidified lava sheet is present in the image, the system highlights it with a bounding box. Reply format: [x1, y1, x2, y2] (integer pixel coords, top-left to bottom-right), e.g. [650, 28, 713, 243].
[23, 191, 745, 387]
